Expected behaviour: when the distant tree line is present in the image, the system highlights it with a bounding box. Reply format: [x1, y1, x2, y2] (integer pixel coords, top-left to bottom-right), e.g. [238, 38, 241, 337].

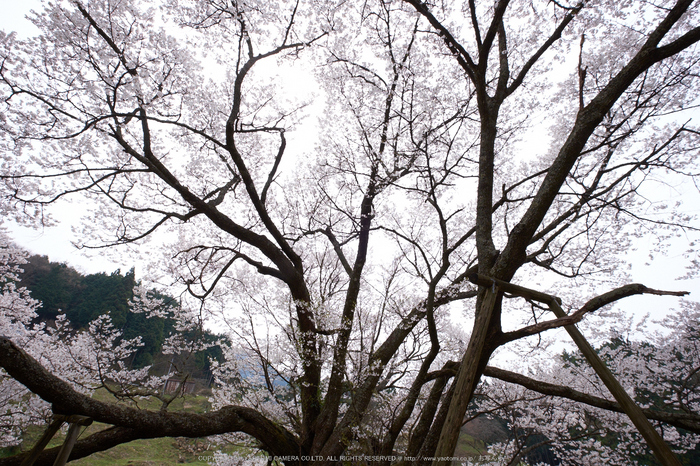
[19, 255, 225, 377]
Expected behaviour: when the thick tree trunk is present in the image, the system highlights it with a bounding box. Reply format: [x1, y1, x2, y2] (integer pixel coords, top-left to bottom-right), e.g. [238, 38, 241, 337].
[431, 288, 500, 464]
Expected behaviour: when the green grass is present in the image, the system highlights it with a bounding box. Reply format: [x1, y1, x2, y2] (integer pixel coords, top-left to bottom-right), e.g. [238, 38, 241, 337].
[6, 388, 243, 465]
[454, 431, 488, 457]
[71, 437, 215, 465]
[90, 387, 213, 412]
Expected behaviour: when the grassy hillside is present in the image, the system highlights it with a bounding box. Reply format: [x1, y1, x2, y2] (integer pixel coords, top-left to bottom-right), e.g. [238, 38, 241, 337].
[7, 387, 490, 465]
[4, 389, 249, 465]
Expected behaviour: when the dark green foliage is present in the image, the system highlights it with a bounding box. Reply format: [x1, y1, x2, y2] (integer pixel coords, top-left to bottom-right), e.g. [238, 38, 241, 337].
[19, 255, 83, 319]
[68, 268, 136, 329]
[522, 433, 559, 466]
[149, 330, 230, 380]
[19, 256, 224, 376]
[196, 332, 228, 376]
[123, 307, 165, 368]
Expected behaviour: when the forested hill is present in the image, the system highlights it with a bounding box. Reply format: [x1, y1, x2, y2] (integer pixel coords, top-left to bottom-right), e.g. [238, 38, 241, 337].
[21, 255, 136, 326]
[19, 255, 224, 375]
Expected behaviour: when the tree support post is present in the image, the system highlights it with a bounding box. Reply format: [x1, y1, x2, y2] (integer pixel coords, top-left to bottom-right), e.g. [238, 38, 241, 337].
[547, 299, 681, 466]
[20, 415, 93, 466]
[432, 285, 500, 465]
[469, 273, 682, 466]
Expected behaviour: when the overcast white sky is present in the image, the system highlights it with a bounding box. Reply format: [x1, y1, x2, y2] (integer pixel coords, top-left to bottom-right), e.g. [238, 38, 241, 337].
[1, 1, 698, 329]
[1, 0, 41, 37]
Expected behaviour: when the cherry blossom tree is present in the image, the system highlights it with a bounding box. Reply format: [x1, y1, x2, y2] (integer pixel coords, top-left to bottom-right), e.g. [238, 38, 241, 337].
[1, 0, 700, 465]
[0, 228, 205, 457]
[467, 304, 700, 465]
[0, 229, 49, 448]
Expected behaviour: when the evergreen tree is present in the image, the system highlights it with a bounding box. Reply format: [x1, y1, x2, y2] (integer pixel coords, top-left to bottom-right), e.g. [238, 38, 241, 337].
[19, 257, 223, 374]
[19, 256, 82, 320]
[67, 268, 135, 329]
